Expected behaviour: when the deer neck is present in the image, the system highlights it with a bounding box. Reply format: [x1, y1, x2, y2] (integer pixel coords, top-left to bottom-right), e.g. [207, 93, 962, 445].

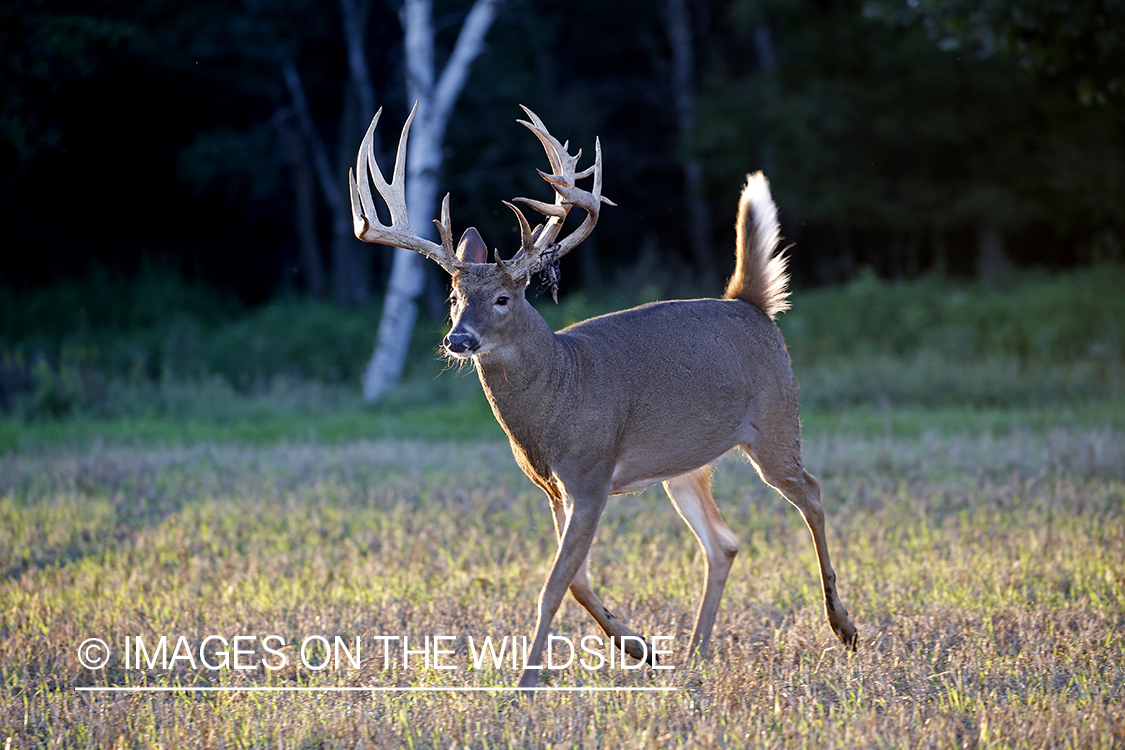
[472, 305, 568, 445]
[475, 307, 562, 395]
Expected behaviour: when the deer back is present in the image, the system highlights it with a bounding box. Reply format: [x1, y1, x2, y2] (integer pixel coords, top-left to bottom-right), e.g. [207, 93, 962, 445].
[471, 294, 798, 497]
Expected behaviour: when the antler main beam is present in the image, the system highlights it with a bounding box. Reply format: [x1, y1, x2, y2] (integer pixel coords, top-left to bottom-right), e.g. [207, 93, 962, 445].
[501, 106, 615, 283]
[348, 103, 459, 274]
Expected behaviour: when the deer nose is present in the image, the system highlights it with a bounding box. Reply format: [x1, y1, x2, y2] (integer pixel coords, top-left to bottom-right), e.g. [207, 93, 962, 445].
[444, 332, 478, 354]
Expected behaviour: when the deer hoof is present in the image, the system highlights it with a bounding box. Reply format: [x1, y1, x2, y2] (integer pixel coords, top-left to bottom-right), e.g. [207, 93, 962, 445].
[620, 636, 656, 665]
[833, 617, 858, 651]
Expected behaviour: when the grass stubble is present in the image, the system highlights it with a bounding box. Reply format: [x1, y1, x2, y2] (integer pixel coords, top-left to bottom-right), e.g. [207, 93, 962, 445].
[1, 427, 1123, 748]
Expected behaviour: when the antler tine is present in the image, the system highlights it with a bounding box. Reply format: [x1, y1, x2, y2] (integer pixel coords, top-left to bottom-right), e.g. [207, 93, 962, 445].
[540, 137, 614, 259]
[502, 200, 536, 256]
[516, 106, 569, 177]
[512, 195, 569, 219]
[350, 109, 383, 237]
[433, 192, 454, 258]
[366, 105, 412, 229]
[349, 102, 459, 274]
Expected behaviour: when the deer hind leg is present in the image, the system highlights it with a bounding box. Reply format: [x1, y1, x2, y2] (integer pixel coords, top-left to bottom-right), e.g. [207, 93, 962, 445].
[743, 439, 858, 650]
[663, 465, 741, 659]
[547, 499, 655, 665]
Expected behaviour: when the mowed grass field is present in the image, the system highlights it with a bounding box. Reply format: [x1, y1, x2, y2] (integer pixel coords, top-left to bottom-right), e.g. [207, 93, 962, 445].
[2, 423, 1123, 748]
[2, 267, 1123, 747]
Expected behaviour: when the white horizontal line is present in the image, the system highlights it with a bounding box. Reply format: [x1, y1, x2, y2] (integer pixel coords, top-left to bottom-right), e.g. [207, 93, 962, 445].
[76, 686, 676, 693]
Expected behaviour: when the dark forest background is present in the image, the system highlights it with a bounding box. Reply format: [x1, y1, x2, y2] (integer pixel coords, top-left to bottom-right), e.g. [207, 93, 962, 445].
[5, 0, 1123, 298]
[1, 0, 1123, 431]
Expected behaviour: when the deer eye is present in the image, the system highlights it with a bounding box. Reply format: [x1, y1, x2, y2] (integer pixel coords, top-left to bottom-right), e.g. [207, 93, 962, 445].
[448, 292, 460, 307]
[495, 295, 509, 307]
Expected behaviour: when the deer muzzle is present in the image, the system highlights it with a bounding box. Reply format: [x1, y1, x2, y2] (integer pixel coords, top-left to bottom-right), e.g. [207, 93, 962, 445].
[443, 332, 479, 355]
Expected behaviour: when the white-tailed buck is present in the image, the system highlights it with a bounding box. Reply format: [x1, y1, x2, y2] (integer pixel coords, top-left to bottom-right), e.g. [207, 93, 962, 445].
[350, 104, 858, 688]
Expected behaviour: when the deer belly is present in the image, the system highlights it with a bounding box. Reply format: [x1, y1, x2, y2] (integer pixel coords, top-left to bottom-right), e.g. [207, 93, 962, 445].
[607, 409, 747, 494]
[609, 452, 726, 495]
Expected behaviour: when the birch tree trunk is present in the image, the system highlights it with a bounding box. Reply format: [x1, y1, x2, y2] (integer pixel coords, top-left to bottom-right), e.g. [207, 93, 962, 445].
[361, 0, 502, 404]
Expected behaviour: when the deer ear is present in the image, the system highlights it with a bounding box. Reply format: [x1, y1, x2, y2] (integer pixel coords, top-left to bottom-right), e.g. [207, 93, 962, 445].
[455, 227, 488, 264]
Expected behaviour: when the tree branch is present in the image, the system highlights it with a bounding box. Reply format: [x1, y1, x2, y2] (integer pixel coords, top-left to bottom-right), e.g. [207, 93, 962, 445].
[281, 59, 344, 216]
[340, 0, 377, 120]
[432, 0, 503, 125]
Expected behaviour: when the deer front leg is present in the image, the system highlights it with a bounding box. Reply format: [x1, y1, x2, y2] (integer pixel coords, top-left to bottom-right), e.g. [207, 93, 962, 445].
[518, 491, 607, 689]
[547, 500, 656, 665]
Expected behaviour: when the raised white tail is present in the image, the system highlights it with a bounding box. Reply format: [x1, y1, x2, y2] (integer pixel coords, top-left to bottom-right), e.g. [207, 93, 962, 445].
[724, 172, 791, 319]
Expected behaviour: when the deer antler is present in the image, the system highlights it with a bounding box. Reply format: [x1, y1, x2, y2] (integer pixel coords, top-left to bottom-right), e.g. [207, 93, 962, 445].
[499, 106, 615, 286]
[349, 103, 459, 274]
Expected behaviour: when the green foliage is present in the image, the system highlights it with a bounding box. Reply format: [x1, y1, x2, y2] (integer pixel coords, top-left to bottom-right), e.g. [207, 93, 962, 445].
[1, 272, 377, 420]
[783, 265, 1125, 362]
[0, 264, 239, 346]
[866, 0, 1125, 106]
[205, 298, 382, 387]
[0, 3, 135, 158]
